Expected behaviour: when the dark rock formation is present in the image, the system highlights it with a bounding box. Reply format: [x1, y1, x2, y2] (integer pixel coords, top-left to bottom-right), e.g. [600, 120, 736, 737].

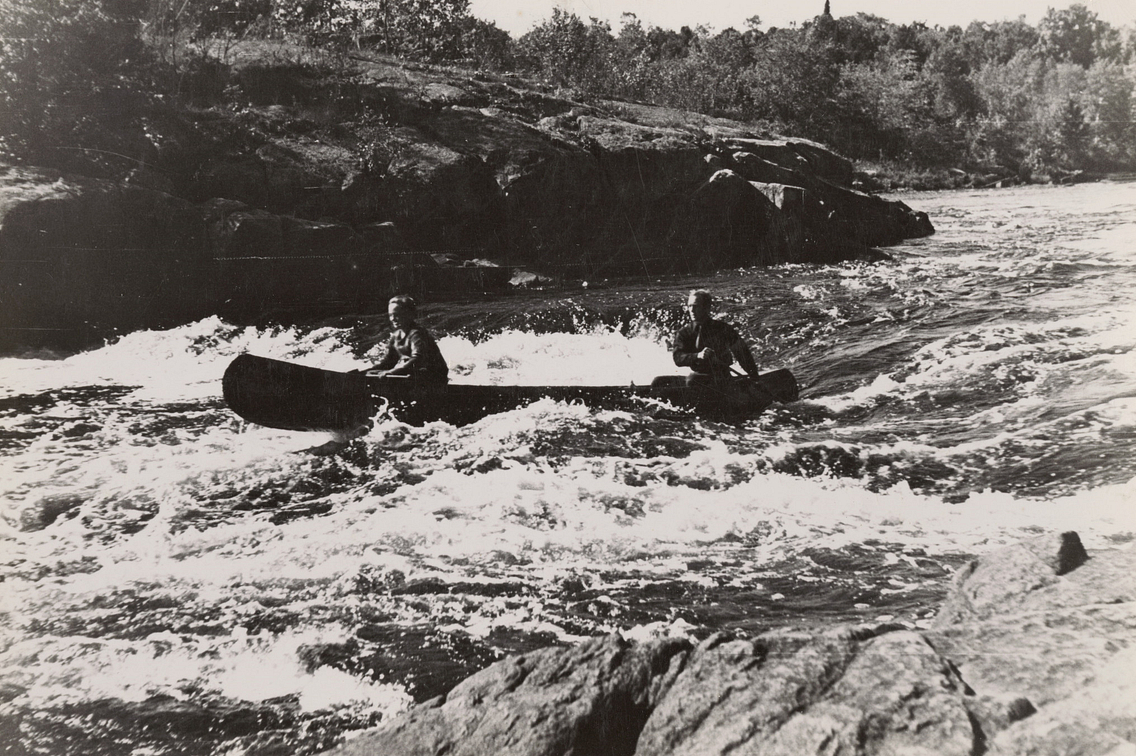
[323, 531, 1135, 756]
[0, 54, 934, 351]
[0, 166, 212, 350]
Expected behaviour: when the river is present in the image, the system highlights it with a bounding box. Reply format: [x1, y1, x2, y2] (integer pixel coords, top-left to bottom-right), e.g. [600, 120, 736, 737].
[2, 181, 1135, 755]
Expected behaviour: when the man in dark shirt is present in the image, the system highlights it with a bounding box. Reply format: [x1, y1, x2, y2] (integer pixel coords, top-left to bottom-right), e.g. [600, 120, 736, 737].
[368, 295, 449, 383]
[672, 289, 759, 385]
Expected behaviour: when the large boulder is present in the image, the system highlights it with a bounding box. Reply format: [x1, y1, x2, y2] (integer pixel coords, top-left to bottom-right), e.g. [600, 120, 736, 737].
[682, 169, 787, 268]
[637, 626, 980, 756]
[325, 634, 691, 756]
[725, 146, 933, 248]
[931, 531, 1091, 626]
[926, 532, 1136, 756]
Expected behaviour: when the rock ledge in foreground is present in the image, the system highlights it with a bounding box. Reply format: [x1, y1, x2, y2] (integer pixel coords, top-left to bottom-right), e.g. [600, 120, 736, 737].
[324, 531, 1136, 756]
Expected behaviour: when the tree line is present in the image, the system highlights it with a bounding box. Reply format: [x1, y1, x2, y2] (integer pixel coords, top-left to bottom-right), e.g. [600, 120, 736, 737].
[506, 4, 1136, 181]
[2, 0, 1134, 182]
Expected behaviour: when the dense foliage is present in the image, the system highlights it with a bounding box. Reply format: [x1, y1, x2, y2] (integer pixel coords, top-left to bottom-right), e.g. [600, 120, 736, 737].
[509, 4, 1136, 178]
[2, 0, 1134, 181]
[0, 0, 154, 167]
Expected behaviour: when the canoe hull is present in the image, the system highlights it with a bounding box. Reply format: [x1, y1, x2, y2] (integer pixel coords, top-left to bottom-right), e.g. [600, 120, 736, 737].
[222, 354, 798, 432]
[222, 354, 373, 433]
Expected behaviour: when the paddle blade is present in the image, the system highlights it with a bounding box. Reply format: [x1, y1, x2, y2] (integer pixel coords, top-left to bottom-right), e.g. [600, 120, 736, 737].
[222, 353, 372, 433]
[756, 368, 799, 403]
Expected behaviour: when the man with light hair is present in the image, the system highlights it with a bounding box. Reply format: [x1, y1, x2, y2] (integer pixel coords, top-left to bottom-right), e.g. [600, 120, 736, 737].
[368, 295, 449, 383]
[672, 289, 759, 385]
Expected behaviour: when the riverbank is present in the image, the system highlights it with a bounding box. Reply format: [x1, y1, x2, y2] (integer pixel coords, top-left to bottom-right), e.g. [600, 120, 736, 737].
[0, 47, 933, 354]
[851, 160, 1121, 192]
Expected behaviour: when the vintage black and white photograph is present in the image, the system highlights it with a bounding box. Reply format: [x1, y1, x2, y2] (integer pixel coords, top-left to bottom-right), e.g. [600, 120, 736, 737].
[2, 0, 1134, 753]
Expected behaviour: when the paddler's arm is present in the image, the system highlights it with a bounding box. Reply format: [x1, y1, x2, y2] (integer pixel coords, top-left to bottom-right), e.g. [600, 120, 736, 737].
[363, 337, 400, 374]
[379, 329, 431, 377]
[672, 326, 704, 369]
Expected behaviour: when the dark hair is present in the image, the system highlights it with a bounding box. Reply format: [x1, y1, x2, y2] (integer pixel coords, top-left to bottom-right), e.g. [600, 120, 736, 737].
[388, 295, 417, 311]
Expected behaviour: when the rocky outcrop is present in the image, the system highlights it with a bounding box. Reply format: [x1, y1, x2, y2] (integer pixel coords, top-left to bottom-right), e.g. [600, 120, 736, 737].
[635, 627, 978, 756]
[329, 634, 691, 756]
[0, 165, 510, 351]
[324, 532, 1135, 756]
[0, 167, 212, 349]
[926, 532, 1136, 755]
[0, 53, 934, 351]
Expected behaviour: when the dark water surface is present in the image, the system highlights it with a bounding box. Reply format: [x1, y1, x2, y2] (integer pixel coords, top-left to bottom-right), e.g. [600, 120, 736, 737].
[2, 182, 1135, 754]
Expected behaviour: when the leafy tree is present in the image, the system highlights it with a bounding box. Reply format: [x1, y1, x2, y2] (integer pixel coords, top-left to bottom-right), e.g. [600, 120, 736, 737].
[1030, 63, 1091, 170]
[887, 22, 939, 67]
[516, 9, 614, 91]
[1038, 4, 1112, 68]
[838, 47, 934, 160]
[742, 30, 840, 138]
[1056, 96, 1090, 164]
[707, 27, 755, 69]
[457, 15, 513, 70]
[605, 14, 653, 99]
[645, 25, 693, 61]
[677, 27, 758, 117]
[810, 5, 836, 43]
[647, 56, 726, 114]
[378, 0, 472, 60]
[268, 0, 473, 60]
[147, 0, 270, 44]
[144, 0, 272, 76]
[1083, 60, 1135, 162]
[829, 13, 891, 64]
[970, 50, 1047, 168]
[0, 0, 152, 164]
[959, 18, 1040, 68]
[271, 0, 361, 49]
[1123, 26, 1136, 64]
[924, 40, 983, 120]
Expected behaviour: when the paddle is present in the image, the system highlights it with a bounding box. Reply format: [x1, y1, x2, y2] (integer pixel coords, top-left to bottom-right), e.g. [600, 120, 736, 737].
[729, 365, 800, 403]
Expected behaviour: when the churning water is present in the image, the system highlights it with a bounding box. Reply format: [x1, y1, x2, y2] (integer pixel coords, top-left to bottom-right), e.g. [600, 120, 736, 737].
[2, 181, 1135, 754]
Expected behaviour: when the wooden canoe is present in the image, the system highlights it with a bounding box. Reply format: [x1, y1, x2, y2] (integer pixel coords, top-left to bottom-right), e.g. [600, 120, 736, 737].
[222, 353, 798, 432]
